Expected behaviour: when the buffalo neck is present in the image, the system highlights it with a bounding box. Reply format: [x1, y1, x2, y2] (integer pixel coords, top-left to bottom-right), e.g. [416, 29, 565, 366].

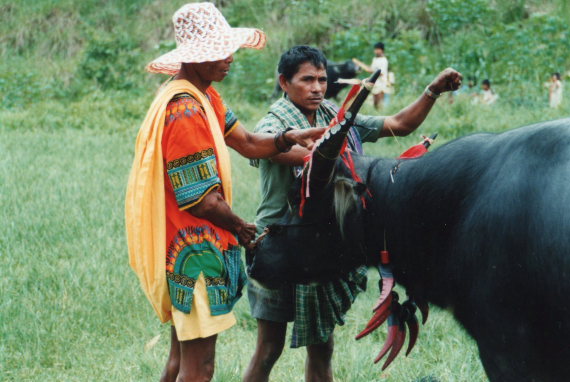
[361, 146, 486, 308]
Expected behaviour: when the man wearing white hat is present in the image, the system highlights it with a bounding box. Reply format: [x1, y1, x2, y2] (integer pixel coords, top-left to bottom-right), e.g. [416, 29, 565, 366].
[125, 3, 324, 381]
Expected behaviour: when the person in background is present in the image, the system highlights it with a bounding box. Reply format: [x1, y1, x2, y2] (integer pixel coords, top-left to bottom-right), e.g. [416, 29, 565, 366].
[244, 45, 462, 382]
[456, 77, 477, 96]
[549, 72, 563, 108]
[450, 76, 477, 104]
[353, 42, 391, 109]
[480, 79, 498, 105]
[125, 4, 324, 382]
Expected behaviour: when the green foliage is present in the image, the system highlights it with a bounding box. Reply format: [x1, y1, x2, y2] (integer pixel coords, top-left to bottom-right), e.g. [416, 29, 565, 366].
[0, 71, 39, 108]
[77, 33, 143, 90]
[221, 49, 277, 102]
[387, 30, 433, 82]
[485, 14, 569, 84]
[2, 0, 569, 105]
[328, 23, 386, 61]
[496, 0, 528, 23]
[322, 1, 569, 105]
[423, 11, 570, 107]
[427, 0, 493, 39]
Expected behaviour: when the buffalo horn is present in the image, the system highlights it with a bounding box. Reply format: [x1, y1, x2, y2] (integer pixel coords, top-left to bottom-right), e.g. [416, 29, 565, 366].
[405, 314, 419, 356]
[306, 70, 381, 195]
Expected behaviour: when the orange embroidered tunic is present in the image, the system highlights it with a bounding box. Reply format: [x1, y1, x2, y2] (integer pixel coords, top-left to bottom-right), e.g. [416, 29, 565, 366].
[162, 87, 245, 316]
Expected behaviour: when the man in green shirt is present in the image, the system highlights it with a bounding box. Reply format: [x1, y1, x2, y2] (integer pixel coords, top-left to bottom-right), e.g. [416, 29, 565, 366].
[244, 45, 462, 382]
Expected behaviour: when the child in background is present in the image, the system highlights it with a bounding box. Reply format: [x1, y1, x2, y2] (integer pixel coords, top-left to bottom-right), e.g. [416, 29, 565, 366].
[480, 79, 498, 105]
[549, 72, 563, 108]
[353, 42, 391, 109]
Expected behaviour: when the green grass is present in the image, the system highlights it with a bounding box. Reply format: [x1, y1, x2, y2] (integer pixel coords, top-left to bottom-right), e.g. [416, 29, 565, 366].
[1, 91, 567, 381]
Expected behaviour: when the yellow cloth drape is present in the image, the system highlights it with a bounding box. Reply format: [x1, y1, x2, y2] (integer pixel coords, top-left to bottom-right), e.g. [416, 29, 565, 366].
[125, 79, 232, 323]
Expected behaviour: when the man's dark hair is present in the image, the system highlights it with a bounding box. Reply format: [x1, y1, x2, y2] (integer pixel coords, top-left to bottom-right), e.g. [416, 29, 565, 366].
[278, 45, 327, 81]
[374, 42, 385, 51]
[553, 72, 561, 80]
[482, 79, 491, 86]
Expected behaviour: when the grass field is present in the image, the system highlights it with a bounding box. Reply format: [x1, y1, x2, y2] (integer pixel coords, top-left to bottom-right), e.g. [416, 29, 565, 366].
[1, 89, 568, 381]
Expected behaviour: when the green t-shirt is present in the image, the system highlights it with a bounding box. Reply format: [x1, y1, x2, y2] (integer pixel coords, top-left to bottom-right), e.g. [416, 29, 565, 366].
[253, 97, 385, 230]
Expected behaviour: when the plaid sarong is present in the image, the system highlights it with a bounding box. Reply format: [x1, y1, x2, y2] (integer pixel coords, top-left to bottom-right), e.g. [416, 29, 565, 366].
[292, 266, 368, 348]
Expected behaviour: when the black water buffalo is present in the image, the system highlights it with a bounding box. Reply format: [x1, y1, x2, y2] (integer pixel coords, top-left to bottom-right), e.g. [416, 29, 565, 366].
[324, 59, 361, 98]
[249, 117, 570, 381]
[272, 59, 360, 99]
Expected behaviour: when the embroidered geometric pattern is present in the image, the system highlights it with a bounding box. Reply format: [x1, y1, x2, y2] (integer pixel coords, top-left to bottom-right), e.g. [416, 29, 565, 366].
[220, 245, 246, 310]
[166, 95, 204, 123]
[205, 276, 226, 286]
[207, 287, 230, 310]
[167, 152, 221, 209]
[166, 226, 236, 315]
[167, 148, 215, 170]
[170, 280, 194, 311]
[166, 226, 224, 274]
[166, 271, 196, 288]
[167, 93, 239, 136]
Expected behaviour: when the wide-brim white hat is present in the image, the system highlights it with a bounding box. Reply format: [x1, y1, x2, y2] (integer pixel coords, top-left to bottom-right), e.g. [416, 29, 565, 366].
[146, 2, 266, 75]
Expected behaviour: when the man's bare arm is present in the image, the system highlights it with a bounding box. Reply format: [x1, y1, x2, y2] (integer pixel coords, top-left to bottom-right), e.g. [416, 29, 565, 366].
[352, 58, 373, 73]
[188, 190, 256, 247]
[225, 124, 325, 159]
[269, 146, 310, 166]
[381, 68, 462, 137]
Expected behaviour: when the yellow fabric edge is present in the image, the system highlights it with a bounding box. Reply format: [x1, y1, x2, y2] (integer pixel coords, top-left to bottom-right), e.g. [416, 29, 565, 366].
[179, 183, 221, 211]
[224, 121, 240, 137]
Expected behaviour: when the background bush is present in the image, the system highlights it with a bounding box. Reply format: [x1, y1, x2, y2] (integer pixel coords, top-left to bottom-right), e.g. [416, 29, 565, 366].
[1, 0, 569, 107]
